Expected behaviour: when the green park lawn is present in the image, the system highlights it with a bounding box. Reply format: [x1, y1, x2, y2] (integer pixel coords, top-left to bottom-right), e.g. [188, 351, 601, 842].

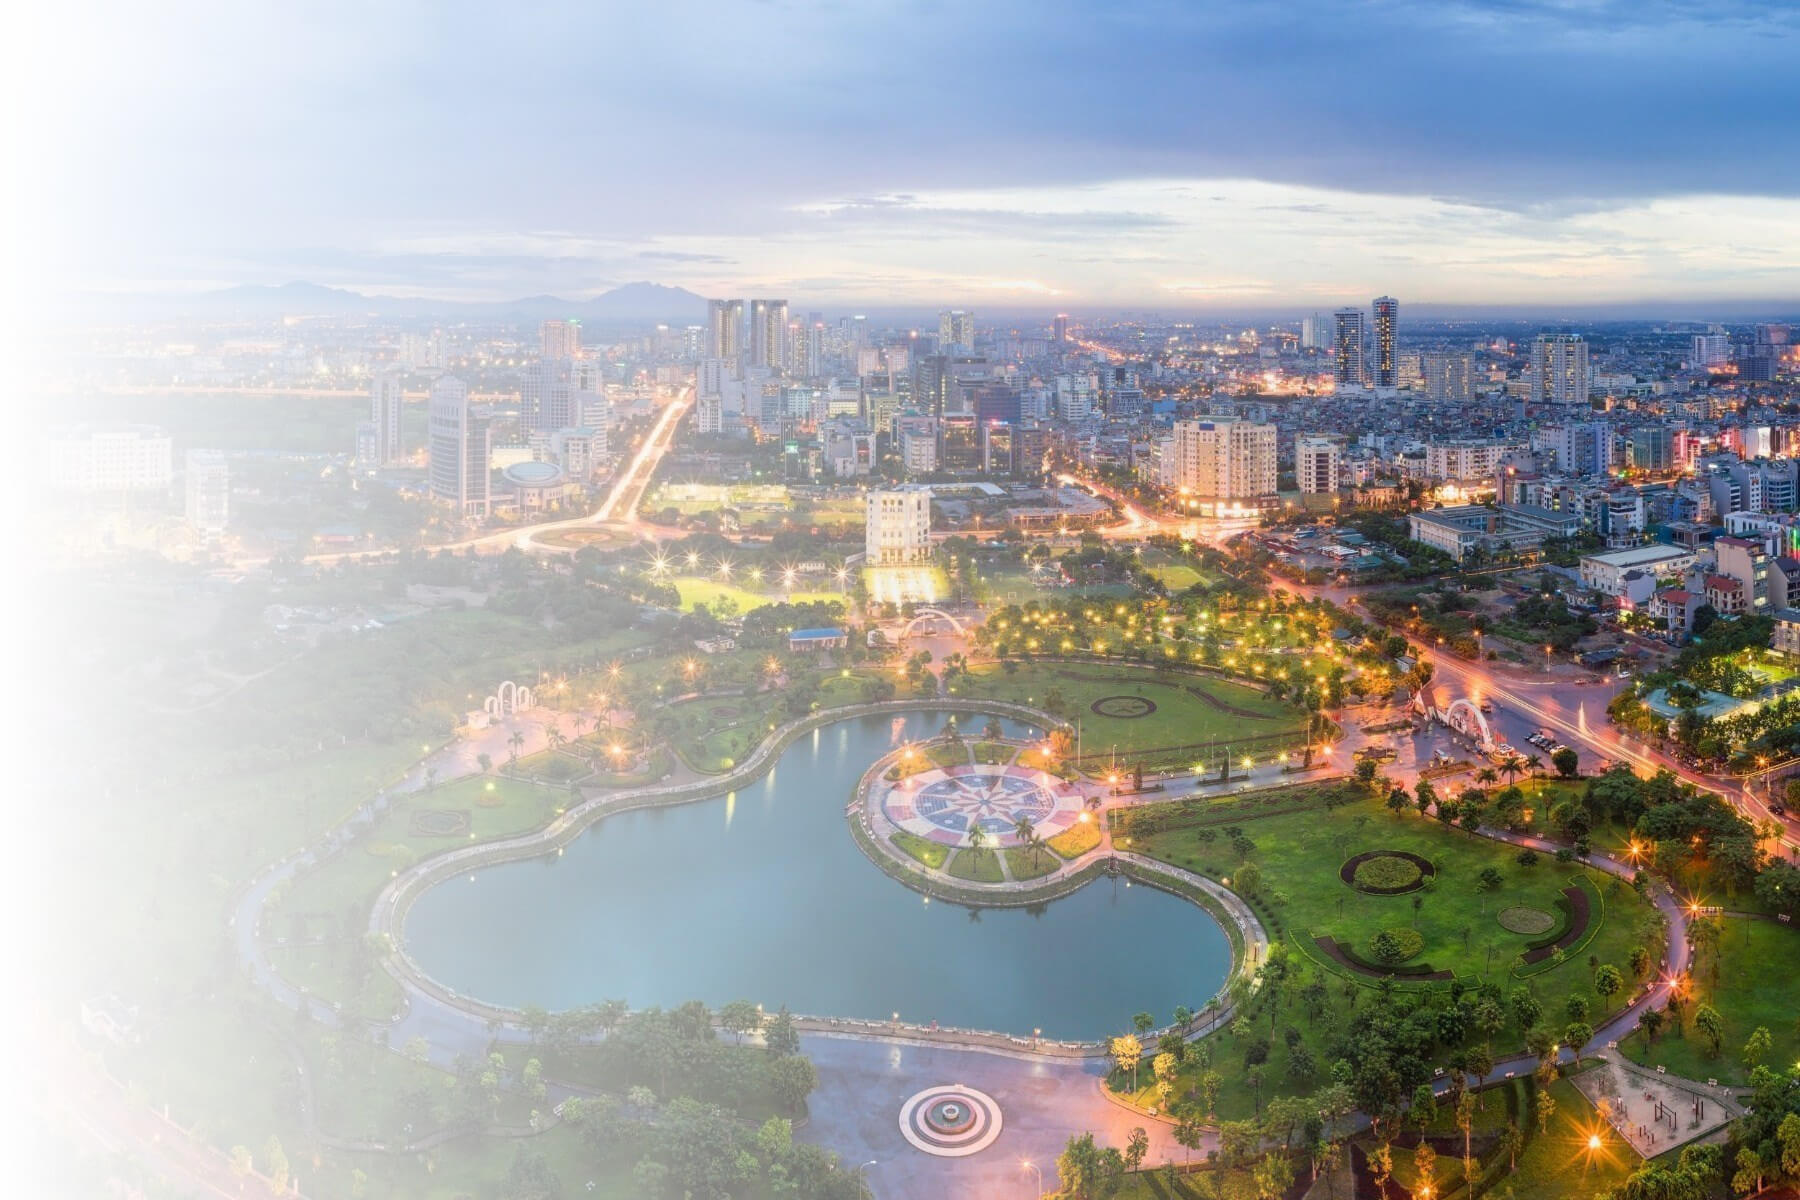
[1114, 786, 1662, 1123]
[955, 661, 1308, 768]
[1501, 1075, 1641, 1199]
[1048, 820, 1102, 859]
[672, 575, 846, 616]
[892, 831, 948, 869]
[946, 847, 1005, 883]
[265, 774, 570, 1013]
[1620, 917, 1800, 1085]
[1005, 845, 1059, 880]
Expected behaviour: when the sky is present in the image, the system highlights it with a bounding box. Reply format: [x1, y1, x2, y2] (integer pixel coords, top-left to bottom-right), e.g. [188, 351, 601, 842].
[17, 0, 1800, 310]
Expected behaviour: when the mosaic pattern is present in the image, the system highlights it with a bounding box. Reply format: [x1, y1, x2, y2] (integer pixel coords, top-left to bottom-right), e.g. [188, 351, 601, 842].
[880, 763, 1086, 846]
[897, 1084, 1004, 1157]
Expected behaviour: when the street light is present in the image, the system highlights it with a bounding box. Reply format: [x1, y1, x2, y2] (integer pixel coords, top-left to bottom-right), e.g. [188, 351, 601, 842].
[1021, 1160, 1043, 1198]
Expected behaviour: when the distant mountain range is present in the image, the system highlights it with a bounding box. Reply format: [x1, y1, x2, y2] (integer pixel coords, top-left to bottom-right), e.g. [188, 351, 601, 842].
[75, 280, 711, 324]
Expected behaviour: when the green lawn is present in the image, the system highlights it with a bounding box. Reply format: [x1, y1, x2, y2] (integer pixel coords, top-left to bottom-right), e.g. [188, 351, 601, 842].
[1004, 845, 1058, 880]
[1502, 1076, 1642, 1199]
[1620, 917, 1800, 1084]
[946, 847, 1005, 882]
[1118, 787, 1662, 1123]
[892, 831, 949, 869]
[1048, 820, 1102, 859]
[956, 661, 1308, 769]
[672, 575, 846, 615]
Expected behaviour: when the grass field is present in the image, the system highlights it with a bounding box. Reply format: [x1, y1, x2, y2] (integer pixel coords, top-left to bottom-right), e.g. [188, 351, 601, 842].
[892, 830, 949, 869]
[671, 575, 847, 615]
[1620, 917, 1800, 1084]
[1005, 845, 1058, 880]
[946, 847, 1005, 882]
[957, 661, 1308, 765]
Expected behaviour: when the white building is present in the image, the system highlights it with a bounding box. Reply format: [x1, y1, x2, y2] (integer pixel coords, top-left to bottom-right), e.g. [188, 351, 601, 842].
[1530, 334, 1590, 407]
[1296, 436, 1342, 495]
[184, 449, 229, 535]
[540, 318, 580, 360]
[1691, 334, 1731, 368]
[428, 377, 490, 518]
[939, 309, 975, 354]
[750, 299, 788, 369]
[1171, 418, 1278, 510]
[1424, 439, 1522, 483]
[1578, 544, 1697, 596]
[1422, 350, 1473, 402]
[41, 424, 173, 492]
[866, 487, 933, 565]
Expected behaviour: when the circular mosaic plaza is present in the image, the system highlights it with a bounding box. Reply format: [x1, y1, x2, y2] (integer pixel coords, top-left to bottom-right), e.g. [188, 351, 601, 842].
[880, 762, 1086, 847]
[898, 1084, 1004, 1156]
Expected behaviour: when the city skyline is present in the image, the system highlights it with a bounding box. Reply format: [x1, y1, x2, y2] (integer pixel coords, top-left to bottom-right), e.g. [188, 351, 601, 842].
[24, 2, 1800, 307]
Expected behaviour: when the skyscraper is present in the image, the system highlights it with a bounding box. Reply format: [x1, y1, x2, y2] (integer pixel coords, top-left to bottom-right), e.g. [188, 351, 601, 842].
[1332, 308, 1366, 388]
[1301, 312, 1332, 351]
[1423, 350, 1474, 403]
[750, 299, 788, 369]
[370, 369, 405, 465]
[540, 318, 580, 360]
[428, 376, 490, 518]
[1371, 296, 1398, 388]
[1529, 334, 1590, 406]
[707, 299, 744, 361]
[1052, 314, 1069, 344]
[522, 359, 576, 432]
[939, 309, 975, 354]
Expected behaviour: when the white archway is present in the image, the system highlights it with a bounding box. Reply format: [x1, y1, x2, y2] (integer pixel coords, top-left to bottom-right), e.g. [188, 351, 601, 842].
[1441, 697, 1496, 753]
[899, 607, 967, 640]
[483, 680, 534, 719]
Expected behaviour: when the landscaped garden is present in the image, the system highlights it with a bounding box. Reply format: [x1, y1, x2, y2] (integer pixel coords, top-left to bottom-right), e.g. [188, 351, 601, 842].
[1106, 781, 1663, 1123]
[955, 660, 1311, 773]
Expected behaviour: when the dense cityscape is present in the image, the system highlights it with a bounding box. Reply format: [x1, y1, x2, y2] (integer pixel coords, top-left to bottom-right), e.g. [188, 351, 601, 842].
[24, 3, 1800, 1200]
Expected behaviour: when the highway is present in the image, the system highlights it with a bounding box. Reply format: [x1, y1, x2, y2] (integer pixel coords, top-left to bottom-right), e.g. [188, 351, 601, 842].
[305, 384, 691, 565]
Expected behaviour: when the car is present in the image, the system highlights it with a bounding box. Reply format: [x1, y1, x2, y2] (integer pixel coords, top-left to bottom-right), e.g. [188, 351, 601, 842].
[1772, 803, 1788, 817]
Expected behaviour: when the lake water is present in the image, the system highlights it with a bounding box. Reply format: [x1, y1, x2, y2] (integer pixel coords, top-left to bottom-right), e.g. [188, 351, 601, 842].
[405, 711, 1230, 1039]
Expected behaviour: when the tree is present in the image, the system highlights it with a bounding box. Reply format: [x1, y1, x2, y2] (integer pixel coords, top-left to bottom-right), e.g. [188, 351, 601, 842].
[1696, 1003, 1726, 1057]
[1175, 1112, 1207, 1162]
[1478, 866, 1505, 892]
[1413, 1142, 1438, 1198]
[1125, 1127, 1149, 1173]
[1744, 1025, 1774, 1071]
[264, 1137, 289, 1193]
[229, 1145, 252, 1184]
[1253, 1152, 1294, 1200]
[769, 1054, 818, 1114]
[1536, 1091, 1557, 1135]
[1593, 964, 1624, 1008]
[1564, 1020, 1593, 1065]
[1552, 746, 1579, 778]
[1640, 1006, 1666, 1043]
[765, 1005, 800, 1056]
[1500, 1121, 1525, 1171]
[1112, 1034, 1144, 1092]
[1386, 786, 1410, 818]
[719, 999, 763, 1044]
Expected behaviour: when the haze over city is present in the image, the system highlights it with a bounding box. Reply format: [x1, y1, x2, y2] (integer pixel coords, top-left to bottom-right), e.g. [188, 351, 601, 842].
[21, 4, 1800, 1200]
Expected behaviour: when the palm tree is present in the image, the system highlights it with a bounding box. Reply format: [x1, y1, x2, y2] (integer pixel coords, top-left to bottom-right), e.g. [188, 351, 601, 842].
[966, 824, 988, 858]
[546, 724, 566, 754]
[1013, 815, 1037, 862]
[1498, 753, 1526, 786]
[1474, 767, 1498, 786]
[508, 730, 526, 763]
[1523, 753, 1543, 778]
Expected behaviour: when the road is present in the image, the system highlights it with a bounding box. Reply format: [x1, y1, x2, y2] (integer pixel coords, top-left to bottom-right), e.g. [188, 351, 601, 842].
[304, 384, 692, 566]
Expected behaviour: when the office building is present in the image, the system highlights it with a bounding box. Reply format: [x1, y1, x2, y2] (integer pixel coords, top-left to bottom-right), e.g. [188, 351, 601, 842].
[1296, 436, 1341, 495]
[41, 424, 173, 492]
[1052, 314, 1069, 344]
[1371, 296, 1398, 387]
[865, 487, 933, 565]
[750, 299, 788, 369]
[370, 369, 405, 465]
[428, 377, 490, 518]
[1691, 333, 1730, 368]
[939, 309, 975, 354]
[1332, 308, 1366, 388]
[521, 359, 576, 433]
[707, 299, 744, 361]
[1628, 426, 1674, 472]
[541, 318, 580, 360]
[1422, 350, 1473, 402]
[1170, 418, 1277, 509]
[184, 449, 229, 535]
[1529, 334, 1590, 406]
[1301, 312, 1332, 351]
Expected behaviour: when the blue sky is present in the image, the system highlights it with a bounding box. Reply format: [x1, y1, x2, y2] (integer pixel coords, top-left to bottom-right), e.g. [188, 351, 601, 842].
[24, 1, 1800, 308]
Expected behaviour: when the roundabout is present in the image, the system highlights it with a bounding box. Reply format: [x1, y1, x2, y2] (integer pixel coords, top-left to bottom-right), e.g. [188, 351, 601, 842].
[881, 760, 1087, 846]
[898, 1084, 1004, 1157]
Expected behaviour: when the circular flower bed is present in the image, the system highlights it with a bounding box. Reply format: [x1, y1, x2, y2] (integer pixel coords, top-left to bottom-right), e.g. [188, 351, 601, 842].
[1498, 905, 1557, 935]
[1091, 695, 1157, 719]
[1369, 927, 1425, 964]
[409, 808, 471, 837]
[1341, 850, 1437, 895]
